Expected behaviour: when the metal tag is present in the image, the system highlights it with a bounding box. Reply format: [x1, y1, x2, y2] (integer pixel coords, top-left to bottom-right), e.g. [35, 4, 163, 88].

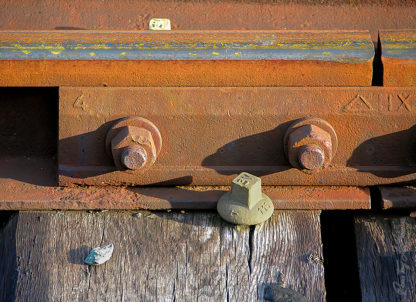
[149, 18, 171, 30]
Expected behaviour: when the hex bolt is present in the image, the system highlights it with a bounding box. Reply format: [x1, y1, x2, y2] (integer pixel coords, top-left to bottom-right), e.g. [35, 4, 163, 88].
[110, 126, 156, 171]
[217, 172, 274, 225]
[106, 117, 162, 171]
[298, 144, 325, 170]
[284, 118, 338, 173]
[121, 145, 148, 170]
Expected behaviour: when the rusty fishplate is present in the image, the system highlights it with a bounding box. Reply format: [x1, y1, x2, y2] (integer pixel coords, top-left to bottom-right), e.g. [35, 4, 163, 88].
[59, 87, 416, 186]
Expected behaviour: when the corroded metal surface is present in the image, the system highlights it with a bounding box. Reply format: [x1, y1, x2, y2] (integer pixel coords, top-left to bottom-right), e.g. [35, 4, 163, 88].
[106, 117, 162, 171]
[0, 183, 370, 210]
[59, 87, 416, 186]
[0, 31, 373, 87]
[381, 30, 416, 87]
[0, 157, 371, 209]
[0, 60, 373, 87]
[1, 0, 415, 41]
[284, 118, 337, 173]
[378, 186, 416, 209]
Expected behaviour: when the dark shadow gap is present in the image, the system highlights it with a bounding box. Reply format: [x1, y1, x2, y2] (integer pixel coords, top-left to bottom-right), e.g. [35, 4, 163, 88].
[372, 32, 383, 86]
[0, 211, 18, 301]
[369, 186, 383, 211]
[321, 211, 362, 301]
[0, 211, 17, 231]
[0, 87, 58, 186]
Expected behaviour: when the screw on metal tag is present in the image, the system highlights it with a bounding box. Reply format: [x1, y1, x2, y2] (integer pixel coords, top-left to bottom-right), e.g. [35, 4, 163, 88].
[217, 172, 274, 225]
[149, 18, 171, 31]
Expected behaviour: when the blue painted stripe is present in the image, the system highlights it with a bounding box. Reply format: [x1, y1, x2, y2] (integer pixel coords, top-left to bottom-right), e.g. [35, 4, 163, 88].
[380, 31, 416, 60]
[0, 38, 374, 62]
[382, 43, 416, 60]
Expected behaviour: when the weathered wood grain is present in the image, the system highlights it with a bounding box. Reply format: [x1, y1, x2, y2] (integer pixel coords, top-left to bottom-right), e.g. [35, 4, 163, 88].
[0, 211, 325, 301]
[0, 212, 18, 302]
[355, 215, 416, 302]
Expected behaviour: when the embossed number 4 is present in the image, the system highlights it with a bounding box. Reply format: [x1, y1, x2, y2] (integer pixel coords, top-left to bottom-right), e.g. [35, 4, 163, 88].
[73, 95, 87, 111]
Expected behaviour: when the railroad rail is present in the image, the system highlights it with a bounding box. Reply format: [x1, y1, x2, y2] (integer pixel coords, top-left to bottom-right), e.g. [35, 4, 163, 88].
[0, 30, 415, 209]
[1, 2, 416, 300]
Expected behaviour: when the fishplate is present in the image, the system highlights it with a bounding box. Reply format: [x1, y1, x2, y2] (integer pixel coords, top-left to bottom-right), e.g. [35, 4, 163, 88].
[59, 87, 416, 186]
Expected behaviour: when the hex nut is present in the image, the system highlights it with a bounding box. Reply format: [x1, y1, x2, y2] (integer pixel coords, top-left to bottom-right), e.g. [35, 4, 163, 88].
[111, 126, 157, 170]
[285, 118, 337, 173]
[217, 172, 274, 225]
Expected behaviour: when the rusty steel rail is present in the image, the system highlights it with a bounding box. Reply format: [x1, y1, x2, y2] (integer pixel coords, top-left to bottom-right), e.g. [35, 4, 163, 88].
[381, 30, 416, 87]
[0, 28, 415, 210]
[0, 31, 374, 61]
[0, 30, 373, 86]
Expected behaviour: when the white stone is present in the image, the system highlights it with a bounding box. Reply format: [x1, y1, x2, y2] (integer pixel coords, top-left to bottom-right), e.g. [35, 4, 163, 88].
[84, 244, 114, 265]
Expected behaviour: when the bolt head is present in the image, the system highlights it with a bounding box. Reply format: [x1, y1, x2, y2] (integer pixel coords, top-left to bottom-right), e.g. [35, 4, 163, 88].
[298, 144, 325, 170]
[217, 172, 274, 225]
[230, 172, 262, 209]
[287, 124, 333, 172]
[121, 146, 147, 170]
[111, 126, 157, 171]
